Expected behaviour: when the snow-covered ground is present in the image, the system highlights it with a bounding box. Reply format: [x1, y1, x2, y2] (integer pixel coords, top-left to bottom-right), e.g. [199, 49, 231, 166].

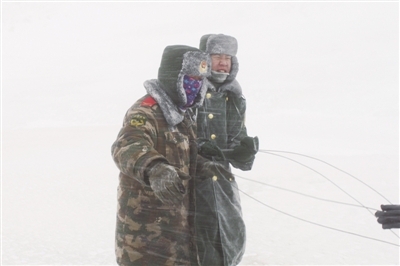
[2, 1, 399, 265]
[2, 122, 399, 265]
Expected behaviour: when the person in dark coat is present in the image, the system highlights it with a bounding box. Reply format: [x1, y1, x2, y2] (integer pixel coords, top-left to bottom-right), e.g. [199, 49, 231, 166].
[194, 34, 259, 266]
[111, 45, 211, 265]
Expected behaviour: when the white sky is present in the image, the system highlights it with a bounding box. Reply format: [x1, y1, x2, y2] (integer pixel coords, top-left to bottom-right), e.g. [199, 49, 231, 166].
[2, 1, 399, 154]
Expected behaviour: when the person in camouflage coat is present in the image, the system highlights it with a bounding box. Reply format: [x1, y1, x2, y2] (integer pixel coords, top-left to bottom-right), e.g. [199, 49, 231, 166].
[194, 34, 259, 266]
[111, 45, 211, 266]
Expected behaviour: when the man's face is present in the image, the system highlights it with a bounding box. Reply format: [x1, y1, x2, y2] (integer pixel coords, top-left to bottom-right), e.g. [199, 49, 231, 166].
[211, 54, 232, 73]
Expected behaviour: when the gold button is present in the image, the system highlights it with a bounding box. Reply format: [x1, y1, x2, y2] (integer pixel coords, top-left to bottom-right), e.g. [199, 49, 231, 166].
[206, 93, 212, 99]
[212, 176, 218, 181]
[226, 97, 229, 101]
[229, 178, 233, 182]
[211, 134, 216, 140]
[208, 113, 214, 119]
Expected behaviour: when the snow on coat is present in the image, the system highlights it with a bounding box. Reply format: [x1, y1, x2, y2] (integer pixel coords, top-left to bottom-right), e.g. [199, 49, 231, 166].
[111, 45, 211, 265]
[112, 95, 199, 265]
[194, 34, 254, 266]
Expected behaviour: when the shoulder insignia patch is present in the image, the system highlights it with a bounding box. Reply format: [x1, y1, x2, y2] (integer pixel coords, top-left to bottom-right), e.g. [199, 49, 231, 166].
[130, 114, 147, 127]
[141, 96, 157, 107]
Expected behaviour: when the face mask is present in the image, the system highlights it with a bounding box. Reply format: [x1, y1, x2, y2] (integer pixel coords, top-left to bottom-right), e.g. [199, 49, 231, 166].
[180, 75, 203, 110]
[210, 70, 229, 83]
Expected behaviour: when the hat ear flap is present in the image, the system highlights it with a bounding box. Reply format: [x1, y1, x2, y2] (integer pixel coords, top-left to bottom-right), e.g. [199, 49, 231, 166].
[226, 55, 239, 82]
[175, 71, 187, 106]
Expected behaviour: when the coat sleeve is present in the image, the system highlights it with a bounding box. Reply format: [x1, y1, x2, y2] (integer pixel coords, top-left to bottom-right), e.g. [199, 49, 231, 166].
[111, 107, 168, 186]
[226, 93, 256, 171]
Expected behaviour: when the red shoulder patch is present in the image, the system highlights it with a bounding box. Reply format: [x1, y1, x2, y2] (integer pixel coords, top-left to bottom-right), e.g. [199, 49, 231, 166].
[140, 96, 157, 107]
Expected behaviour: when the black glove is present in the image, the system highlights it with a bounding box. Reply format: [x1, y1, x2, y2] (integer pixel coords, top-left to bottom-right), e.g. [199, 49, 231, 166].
[198, 138, 226, 161]
[147, 162, 190, 205]
[228, 136, 259, 163]
[375, 204, 400, 229]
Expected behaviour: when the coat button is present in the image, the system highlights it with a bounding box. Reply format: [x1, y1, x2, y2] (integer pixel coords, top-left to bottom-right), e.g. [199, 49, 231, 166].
[206, 93, 212, 99]
[212, 176, 218, 181]
[208, 113, 214, 119]
[226, 97, 229, 101]
[229, 178, 233, 181]
[211, 134, 216, 140]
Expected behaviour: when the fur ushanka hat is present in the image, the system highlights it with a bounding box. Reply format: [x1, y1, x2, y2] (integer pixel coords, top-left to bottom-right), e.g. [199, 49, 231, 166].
[157, 45, 211, 107]
[199, 34, 239, 83]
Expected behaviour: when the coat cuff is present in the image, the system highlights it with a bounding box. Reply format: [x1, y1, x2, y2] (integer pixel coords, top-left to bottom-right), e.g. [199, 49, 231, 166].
[133, 152, 168, 186]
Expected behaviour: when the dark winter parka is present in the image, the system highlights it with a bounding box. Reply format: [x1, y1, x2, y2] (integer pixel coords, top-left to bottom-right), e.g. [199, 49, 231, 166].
[111, 45, 211, 266]
[194, 34, 254, 266]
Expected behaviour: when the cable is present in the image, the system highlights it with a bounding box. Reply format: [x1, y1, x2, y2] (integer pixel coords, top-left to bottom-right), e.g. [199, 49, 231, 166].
[234, 174, 378, 211]
[260, 149, 393, 204]
[259, 150, 374, 215]
[257, 149, 399, 238]
[238, 188, 400, 248]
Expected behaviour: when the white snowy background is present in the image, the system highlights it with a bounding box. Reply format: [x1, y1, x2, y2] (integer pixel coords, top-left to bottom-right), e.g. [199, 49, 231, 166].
[2, 1, 399, 265]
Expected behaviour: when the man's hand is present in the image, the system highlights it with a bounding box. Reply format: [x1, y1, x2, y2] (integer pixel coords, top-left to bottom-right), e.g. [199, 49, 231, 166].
[198, 139, 226, 161]
[147, 163, 190, 205]
[375, 204, 400, 229]
[228, 136, 259, 163]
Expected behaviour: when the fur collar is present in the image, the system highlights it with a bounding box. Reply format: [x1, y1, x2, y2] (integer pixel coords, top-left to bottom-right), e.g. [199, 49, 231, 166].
[209, 79, 243, 96]
[144, 79, 185, 126]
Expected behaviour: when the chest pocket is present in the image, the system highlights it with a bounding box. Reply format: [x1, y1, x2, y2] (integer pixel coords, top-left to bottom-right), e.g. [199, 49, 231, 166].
[164, 131, 190, 169]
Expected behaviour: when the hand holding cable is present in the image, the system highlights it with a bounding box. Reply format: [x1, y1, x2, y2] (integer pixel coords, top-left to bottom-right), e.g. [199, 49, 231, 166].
[198, 138, 226, 161]
[226, 136, 259, 163]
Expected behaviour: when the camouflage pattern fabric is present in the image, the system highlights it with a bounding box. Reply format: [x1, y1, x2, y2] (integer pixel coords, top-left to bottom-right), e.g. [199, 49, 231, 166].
[112, 95, 198, 266]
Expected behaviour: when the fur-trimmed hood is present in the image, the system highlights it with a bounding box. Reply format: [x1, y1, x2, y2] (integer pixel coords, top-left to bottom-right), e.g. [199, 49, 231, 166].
[157, 45, 211, 107]
[144, 45, 211, 126]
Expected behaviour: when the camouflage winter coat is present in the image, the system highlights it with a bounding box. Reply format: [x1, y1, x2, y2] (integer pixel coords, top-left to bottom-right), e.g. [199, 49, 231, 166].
[112, 95, 198, 266]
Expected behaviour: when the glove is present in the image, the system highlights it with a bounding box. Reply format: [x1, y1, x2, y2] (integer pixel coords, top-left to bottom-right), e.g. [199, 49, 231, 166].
[375, 204, 400, 229]
[147, 162, 190, 205]
[228, 136, 259, 163]
[198, 139, 226, 161]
